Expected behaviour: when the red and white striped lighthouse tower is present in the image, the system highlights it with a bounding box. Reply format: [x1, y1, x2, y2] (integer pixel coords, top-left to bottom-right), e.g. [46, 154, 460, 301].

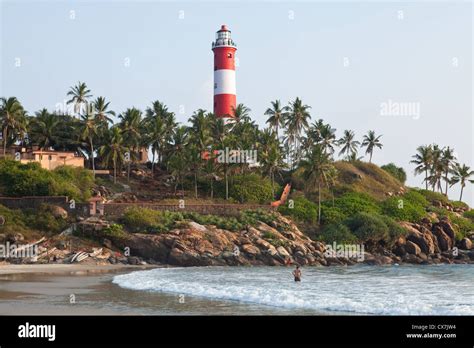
[212, 25, 237, 118]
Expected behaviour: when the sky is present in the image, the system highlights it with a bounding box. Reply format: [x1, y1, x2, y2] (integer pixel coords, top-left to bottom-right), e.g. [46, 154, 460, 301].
[1, 0, 473, 204]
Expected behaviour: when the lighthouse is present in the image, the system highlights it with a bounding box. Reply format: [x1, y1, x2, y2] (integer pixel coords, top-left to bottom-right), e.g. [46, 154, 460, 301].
[212, 25, 237, 118]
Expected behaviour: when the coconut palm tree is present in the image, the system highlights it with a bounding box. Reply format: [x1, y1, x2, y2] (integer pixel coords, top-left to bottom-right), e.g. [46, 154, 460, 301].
[0, 97, 24, 156]
[92, 96, 115, 128]
[427, 144, 444, 192]
[361, 130, 383, 163]
[284, 97, 311, 168]
[317, 123, 337, 155]
[338, 130, 360, 159]
[67, 82, 92, 115]
[29, 109, 60, 150]
[259, 128, 286, 197]
[410, 145, 433, 190]
[99, 126, 127, 183]
[449, 163, 474, 201]
[300, 144, 335, 224]
[264, 100, 288, 139]
[79, 113, 99, 175]
[441, 146, 456, 196]
[232, 103, 251, 120]
[119, 108, 143, 182]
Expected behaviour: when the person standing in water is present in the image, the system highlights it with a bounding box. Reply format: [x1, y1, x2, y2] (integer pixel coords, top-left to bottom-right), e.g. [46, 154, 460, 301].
[293, 265, 302, 282]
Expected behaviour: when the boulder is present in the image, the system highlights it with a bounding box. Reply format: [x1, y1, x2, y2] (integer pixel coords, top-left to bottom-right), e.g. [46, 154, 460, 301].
[405, 240, 421, 256]
[459, 238, 473, 250]
[188, 221, 207, 233]
[436, 218, 456, 240]
[432, 226, 453, 251]
[50, 205, 68, 219]
[276, 246, 290, 258]
[241, 244, 260, 256]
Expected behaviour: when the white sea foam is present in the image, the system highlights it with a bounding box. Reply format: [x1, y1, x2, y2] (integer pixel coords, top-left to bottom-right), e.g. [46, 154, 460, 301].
[112, 265, 474, 315]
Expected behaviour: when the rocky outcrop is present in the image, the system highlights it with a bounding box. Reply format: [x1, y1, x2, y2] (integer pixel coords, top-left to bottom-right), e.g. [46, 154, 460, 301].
[108, 215, 335, 267]
[392, 217, 474, 264]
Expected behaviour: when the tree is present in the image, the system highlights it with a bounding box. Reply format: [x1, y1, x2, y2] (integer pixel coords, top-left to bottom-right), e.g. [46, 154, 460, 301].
[284, 97, 311, 168]
[92, 96, 115, 129]
[188, 109, 211, 198]
[79, 113, 99, 175]
[440, 146, 456, 196]
[300, 144, 336, 224]
[0, 97, 25, 156]
[264, 100, 288, 139]
[119, 108, 143, 182]
[99, 126, 127, 183]
[29, 109, 60, 150]
[426, 144, 444, 192]
[449, 163, 474, 201]
[410, 145, 433, 190]
[67, 82, 92, 115]
[338, 130, 360, 159]
[259, 128, 286, 197]
[361, 130, 383, 163]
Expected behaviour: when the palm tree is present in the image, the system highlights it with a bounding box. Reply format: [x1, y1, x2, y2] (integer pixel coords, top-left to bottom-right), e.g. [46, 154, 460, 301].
[259, 128, 286, 197]
[0, 97, 24, 156]
[361, 130, 383, 163]
[232, 103, 251, 120]
[99, 126, 127, 183]
[427, 144, 444, 192]
[67, 82, 92, 115]
[410, 145, 433, 190]
[300, 144, 335, 224]
[119, 108, 143, 181]
[450, 163, 474, 201]
[338, 130, 360, 159]
[441, 146, 456, 196]
[264, 100, 288, 139]
[92, 96, 115, 128]
[79, 113, 99, 175]
[317, 123, 337, 155]
[284, 97, 311, 168]
[188, 109, 211, 198]
[29, 109, 60, 149]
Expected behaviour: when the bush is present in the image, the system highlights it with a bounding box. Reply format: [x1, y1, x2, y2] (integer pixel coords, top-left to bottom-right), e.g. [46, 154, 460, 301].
[0, 160, 94, 201]
[319, 224, 357, 244]
[23, 204, 67, 233]
[228, 174, 275, 204]
[344, 212, 389, 242]
[381, 196, 426, 222]
[121, 207, 183, 233]
[402, 190, 430, 208]
[451, 201, 469, 210]
[278, 196, 317, 223]
[464, 209, 474, 222]
[417, 189, 449, 205]
[381, 163, 407, 183]
[102, 224, 127, 238]
[331, 192, 381, 216]
[320, 205, 347, 225]
[380, 215, 408, 245]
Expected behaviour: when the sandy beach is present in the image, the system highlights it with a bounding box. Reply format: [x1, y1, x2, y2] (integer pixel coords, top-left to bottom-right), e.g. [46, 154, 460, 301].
[0, 264, 159, 315]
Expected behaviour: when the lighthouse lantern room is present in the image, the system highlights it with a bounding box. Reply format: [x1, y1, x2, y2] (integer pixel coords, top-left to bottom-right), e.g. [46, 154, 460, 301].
[212, 25, 237, 118]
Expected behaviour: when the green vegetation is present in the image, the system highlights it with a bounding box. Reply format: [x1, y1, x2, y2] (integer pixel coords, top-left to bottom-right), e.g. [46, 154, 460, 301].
[381, 196, 426, 222]
[319, 224, 356, 244]
[464, 209, 474, 222]
[0, 203, 67, 238]
[228, 174, 275, 204]
[0, 160, 93, 201]
[120, 206, 279, 234]
[278, 196, 317, 224]
[344, 212, 389, 243]
[381, 163, 407, 184]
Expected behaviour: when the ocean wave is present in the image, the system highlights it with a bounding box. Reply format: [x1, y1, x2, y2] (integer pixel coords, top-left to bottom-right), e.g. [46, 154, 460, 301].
[112, 266, 474, 315]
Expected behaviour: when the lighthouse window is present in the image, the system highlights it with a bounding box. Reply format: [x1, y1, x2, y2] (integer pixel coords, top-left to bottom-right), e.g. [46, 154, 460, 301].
[214, 83, 217, 89]
[227, 53, 232, 58]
